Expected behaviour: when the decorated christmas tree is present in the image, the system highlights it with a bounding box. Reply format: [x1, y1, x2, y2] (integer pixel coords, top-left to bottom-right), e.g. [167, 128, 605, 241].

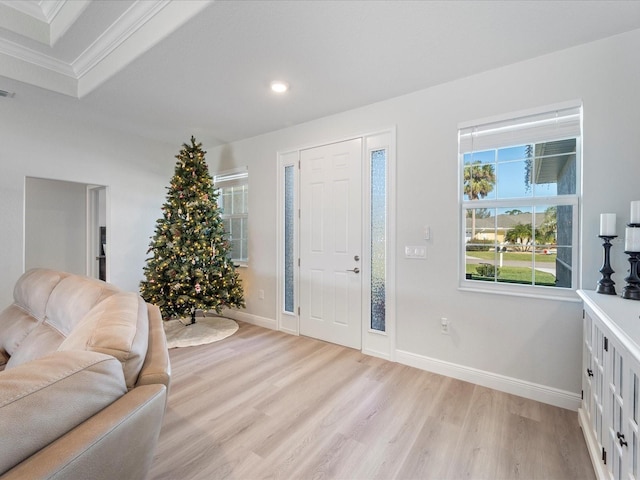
[140, 136, 245, 323]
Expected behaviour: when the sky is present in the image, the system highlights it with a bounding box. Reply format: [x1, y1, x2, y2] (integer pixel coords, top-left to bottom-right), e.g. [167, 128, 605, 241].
[463, 144, 558, 213]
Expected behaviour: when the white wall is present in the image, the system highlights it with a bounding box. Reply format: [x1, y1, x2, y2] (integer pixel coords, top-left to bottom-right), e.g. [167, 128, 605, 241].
[208, 29, 640, 401]
[0, 81, 175, 307]
[25, 177, 87, 274]
[2, 27, 638, 405]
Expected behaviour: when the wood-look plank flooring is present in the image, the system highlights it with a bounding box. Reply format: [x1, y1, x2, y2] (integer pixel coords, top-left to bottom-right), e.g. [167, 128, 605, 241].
[149, 321, 595, 480]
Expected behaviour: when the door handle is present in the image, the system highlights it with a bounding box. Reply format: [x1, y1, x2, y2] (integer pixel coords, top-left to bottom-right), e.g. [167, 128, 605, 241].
[347, 267, 360, 274]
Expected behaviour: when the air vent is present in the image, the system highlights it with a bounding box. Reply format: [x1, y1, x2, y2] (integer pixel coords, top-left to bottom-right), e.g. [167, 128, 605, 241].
[0, 90, 15, 98]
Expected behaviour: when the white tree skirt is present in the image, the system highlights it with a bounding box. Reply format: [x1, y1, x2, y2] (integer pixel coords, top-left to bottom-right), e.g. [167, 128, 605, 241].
[163, 315, 238, 349]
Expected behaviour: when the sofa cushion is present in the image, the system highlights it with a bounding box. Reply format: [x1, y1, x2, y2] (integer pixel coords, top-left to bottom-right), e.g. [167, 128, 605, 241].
[59, 293, 149, 390]
[0, 269, 67, 363]
[3, 272, 132, 372]
[45, 273, 121, 337]
[4, 322, 66, 369]
[0, 350, 127, 476]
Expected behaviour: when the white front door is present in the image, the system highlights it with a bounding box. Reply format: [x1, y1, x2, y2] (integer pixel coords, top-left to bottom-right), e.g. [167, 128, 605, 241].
[299, 138, 362, 349]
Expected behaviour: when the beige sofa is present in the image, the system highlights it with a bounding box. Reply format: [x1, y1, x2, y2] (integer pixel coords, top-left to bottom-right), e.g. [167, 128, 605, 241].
[0, 268, 171, 480]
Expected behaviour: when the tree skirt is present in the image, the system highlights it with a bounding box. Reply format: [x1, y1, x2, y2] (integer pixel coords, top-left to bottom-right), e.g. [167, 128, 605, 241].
[163, 315, 238, 349]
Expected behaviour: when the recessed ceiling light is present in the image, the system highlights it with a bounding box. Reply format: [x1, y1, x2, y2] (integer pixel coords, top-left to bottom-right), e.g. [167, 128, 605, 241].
[270, 80, 289, 94]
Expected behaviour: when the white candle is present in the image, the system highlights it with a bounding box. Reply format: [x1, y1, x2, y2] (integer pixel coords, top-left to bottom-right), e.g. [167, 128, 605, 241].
[626, 227, 640, 252]
[632, 201, 640, 224]
[600, 213, 617, 236]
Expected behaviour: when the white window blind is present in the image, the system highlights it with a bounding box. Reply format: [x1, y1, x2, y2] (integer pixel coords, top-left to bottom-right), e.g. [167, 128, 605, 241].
[459, 104, 581, 153]
[213, 168, 248, 188]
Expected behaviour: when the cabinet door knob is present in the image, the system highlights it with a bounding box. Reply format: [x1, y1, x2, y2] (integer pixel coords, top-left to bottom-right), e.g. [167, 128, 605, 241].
[617, 432, 628, 447]
[587, 368, 594, 377]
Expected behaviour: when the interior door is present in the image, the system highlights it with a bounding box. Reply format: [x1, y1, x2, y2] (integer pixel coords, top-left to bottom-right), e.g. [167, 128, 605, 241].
[299, 138, 362, 349]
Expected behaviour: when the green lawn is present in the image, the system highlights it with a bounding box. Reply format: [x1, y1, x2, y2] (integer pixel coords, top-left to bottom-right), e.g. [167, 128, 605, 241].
[465, 264, 557, 286]
[466, 250, 557, 263]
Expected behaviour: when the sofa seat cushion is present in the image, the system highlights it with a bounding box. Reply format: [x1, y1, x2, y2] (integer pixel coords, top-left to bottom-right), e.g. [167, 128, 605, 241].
[0, 350, 127, 476]
[59, 293, 149, 390]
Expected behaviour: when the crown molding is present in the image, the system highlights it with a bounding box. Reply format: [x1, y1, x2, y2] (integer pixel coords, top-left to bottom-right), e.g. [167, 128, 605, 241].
[0, 1, 87, 47]
[76, 0, 211, 97]
[0, 2, 49, 44]
[49, 0, 90, 47]
[73, 0, 171, 79]
[0, 36, 74, 77]
[0, 0, 211, 98]
[0, 0, 49, 21]
[41, 1, 67, 23]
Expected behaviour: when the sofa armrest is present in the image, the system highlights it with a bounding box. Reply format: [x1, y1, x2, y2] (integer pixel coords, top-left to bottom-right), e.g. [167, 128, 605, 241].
[136, 304, 171, 392]
[0, 351, 127, 476]
[0, 384, 166, 480]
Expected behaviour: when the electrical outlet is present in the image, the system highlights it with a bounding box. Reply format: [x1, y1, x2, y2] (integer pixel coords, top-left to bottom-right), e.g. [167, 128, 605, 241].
[258, 289, 265, 300]
[440, 317, 449, 335]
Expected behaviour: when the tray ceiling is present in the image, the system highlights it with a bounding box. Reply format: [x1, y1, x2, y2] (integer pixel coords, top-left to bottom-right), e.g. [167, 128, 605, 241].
[1, 1, 640, 147]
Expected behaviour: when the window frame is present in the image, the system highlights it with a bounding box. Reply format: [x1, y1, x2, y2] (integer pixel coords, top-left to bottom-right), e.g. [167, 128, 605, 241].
[458, 103, 582, 300]
[214, 167, 249, 266]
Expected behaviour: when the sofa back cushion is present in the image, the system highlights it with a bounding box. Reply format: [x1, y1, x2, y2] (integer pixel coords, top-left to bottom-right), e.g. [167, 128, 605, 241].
[4, 273, 122, 369]
[46, 273, 121, 336]
[0, 269, 151, 390]
[59, 293, 149, 390]
[0, 269, 67, 363]
[0, 350, 127, 476]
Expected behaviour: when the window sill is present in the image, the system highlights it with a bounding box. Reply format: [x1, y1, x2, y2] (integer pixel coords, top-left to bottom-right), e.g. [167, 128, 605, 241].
[458, 281, 581, 303]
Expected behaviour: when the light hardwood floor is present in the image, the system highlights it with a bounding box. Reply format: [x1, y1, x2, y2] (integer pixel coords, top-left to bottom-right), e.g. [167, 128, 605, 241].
[149, 321, 595, 480]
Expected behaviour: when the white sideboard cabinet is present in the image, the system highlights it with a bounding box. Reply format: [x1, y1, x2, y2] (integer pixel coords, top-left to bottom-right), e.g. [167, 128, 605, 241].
[579, 289, 640, 480]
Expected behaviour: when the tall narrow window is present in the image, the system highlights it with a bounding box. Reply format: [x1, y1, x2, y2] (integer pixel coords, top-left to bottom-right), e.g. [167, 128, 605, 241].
[371, 149, 386, 331]
[459, 103, 581, 296]
[214, 168, 249, 265]
[284, 165, 295, 313]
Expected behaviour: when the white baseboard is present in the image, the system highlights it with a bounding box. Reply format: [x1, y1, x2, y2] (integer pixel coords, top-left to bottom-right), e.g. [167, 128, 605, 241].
[362, 347, 391, 361]
[279, 326, 298, 336]
[219, 310, 580, 411]
[396, 349, 581, 411]
[223, 309, 277, 330]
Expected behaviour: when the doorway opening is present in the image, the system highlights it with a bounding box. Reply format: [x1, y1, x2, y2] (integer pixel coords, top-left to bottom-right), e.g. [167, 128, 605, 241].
[25, 177, 108, 280]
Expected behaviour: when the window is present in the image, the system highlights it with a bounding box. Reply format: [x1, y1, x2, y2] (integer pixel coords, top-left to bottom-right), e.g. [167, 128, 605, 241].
[370, 148, 386, 331]
[214, 168, 248, 265]
[459, 103, 581, 296]
[283, 165, 295, 313]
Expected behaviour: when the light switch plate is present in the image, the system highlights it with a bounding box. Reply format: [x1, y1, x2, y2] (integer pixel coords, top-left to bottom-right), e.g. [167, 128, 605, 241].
[405, 246, 426, 259]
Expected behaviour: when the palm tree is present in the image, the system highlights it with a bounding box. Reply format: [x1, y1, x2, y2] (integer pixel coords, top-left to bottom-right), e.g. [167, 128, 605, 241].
[505, 223, 533, 251]
[464, 161, 496, 239]
[537, 206, 557, 244]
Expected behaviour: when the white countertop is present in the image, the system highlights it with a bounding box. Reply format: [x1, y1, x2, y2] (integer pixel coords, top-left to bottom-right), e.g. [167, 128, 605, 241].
[578, 289, 640, 359]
